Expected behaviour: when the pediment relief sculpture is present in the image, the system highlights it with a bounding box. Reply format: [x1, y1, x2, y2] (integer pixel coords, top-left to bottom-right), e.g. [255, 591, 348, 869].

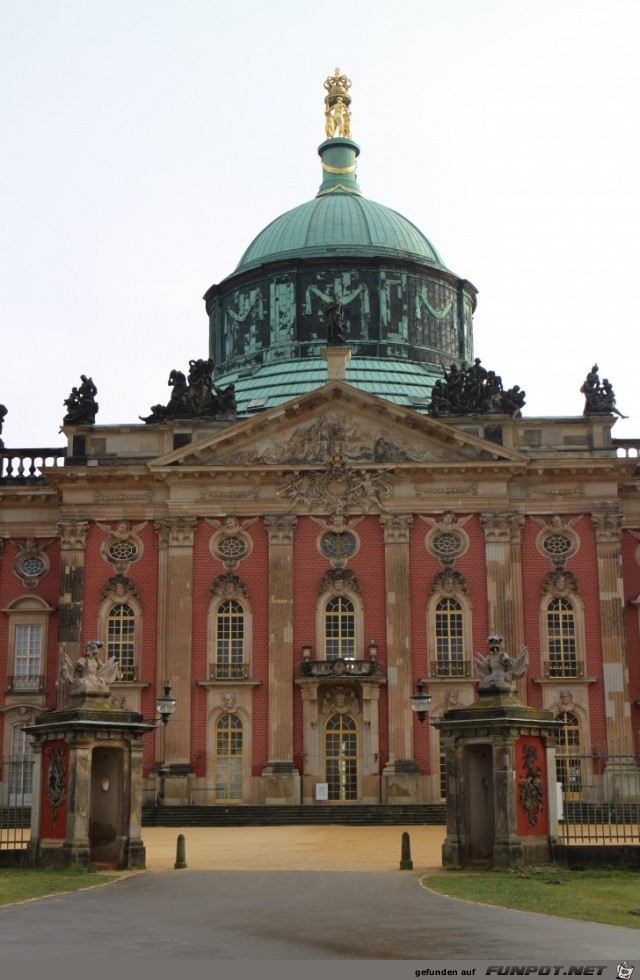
[101, 573, 140, 602]
[321, 687, 360, 715]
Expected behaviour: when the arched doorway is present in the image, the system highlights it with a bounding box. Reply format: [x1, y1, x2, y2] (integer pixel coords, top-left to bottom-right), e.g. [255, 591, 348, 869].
[325, 713, 358, 801]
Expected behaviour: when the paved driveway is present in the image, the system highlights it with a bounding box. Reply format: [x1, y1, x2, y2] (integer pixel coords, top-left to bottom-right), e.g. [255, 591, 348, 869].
[2, 869, 640, 960]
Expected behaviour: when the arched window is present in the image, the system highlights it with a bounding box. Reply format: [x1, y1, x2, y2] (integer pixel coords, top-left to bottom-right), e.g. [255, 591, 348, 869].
[546, 598, 578, 677]
[107, 603, 136, 681]
[324, 596, 356, 661]
[556, 710, 583, 796]
[214, 599, 246, 680]
[434, 597, 465, 677]
[325, 713, 358, 800]
[215, 713, 244, 801]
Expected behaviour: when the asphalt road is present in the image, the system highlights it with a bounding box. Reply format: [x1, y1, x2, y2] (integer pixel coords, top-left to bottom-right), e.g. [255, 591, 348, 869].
[2, 870, 640, 961]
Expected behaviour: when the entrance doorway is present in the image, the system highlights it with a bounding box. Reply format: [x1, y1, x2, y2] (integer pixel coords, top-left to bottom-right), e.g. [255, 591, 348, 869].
[465, 743, 494, 862]
[325, 713, 358, 801]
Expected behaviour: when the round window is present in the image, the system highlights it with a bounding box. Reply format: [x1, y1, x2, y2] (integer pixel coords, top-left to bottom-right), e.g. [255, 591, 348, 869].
[107, 539, 139, 563]
[19, 556, 46, 578]
[319, 531, 357, 561]
[430, 532, 464, 559]
[217, 536, 248, 560]
[542, 534, 573, 559]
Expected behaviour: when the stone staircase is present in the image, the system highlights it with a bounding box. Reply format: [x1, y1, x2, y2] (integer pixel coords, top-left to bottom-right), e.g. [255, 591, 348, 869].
[142, 803, 446, 827]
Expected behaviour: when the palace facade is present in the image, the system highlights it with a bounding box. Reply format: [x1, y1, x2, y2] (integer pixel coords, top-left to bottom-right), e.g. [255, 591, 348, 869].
[2, 72, 640, 808]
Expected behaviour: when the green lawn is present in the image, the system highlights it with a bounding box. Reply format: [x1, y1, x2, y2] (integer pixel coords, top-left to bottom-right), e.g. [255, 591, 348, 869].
[0, 868, 119, 907]
[423, 867, 640, 929]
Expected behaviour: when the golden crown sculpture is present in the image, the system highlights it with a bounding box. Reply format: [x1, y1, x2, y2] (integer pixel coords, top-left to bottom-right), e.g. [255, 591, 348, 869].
[324, 67, 352, 140]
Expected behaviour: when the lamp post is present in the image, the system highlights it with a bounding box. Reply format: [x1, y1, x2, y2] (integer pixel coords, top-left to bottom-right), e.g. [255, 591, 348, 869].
[410, 679, 432, 724]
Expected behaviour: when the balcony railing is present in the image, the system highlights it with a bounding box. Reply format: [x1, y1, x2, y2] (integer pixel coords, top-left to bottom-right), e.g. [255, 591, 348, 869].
[209, 663, 250, 681]
[543, 660, 585, 679]
[429, 660, 471, 679]
[7, 675, 45, 693]
[300, 659, 380, 678]
[0, 448, 66, 482]
[115, 665, 139, 683]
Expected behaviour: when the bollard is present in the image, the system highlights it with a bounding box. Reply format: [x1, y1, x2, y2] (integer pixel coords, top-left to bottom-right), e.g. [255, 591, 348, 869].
[174, 833, 187, 869]
[399, 830, 413, 870]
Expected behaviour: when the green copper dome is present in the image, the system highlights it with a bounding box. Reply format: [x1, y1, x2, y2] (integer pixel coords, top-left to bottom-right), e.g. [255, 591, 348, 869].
[204, 96, 477, 418]
[235, 138, 446, 274]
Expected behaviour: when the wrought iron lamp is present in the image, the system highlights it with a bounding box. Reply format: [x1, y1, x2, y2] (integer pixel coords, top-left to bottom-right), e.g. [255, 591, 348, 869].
[410, 679, 432, 724]
[156, 682, 177, 726]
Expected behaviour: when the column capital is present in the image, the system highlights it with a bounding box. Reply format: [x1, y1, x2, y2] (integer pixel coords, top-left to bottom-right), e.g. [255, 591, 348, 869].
[480, 511, 524, 543]
[154, 516, 197, 547]
[592, 512, 624, 543]
[264, 514, 297, 545]
[57, 520, 89, 550]
[379, 514, 413, 544]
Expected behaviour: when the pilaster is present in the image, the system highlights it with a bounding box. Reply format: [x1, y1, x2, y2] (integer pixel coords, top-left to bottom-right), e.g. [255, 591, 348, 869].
[480, 512, 526, 696]
[262, 515, 298, 801]
[379, 514, 414, 768]
[57, 520, 89, 708]
[154, 517, 196, 787]
[592, 513, 634, 752]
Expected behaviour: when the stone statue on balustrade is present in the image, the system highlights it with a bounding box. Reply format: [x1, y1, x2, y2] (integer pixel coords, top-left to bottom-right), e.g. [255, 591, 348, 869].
[61, 640, 119, 697]
[475, 635, 528, 691]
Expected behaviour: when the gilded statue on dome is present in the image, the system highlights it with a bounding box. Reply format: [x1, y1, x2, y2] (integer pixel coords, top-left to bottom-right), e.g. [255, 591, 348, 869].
[324, 67, 352, 139]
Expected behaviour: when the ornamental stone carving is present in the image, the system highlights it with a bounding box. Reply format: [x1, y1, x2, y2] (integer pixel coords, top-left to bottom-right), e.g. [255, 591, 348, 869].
[319, 567, 361, 596]
[155, 517, 197, 547]
[210, 572, 249, 599]
[430, 569, 468, 597]
[280, 467, 394, 516]
[101, 573, 140, 602]
[321, 687, 359, 715]
[379, 514, 412, 544]
[222, 692, 239, 712]
[480, 512, 524, 543]
[541, 569, 579, 598]
[10, 536, 54, 588]
[592, 512, 624, 543]
[57, 520, 89, 551]
[264, 514, 297, 545]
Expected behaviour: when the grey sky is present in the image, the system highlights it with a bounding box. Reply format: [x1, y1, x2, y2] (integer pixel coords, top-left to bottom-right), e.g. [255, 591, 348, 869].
[2, 0, 639, 447]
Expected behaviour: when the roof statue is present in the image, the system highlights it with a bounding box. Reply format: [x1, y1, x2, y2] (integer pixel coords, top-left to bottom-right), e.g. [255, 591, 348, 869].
[0, 403, 6, 449]
[322, 291, 347, 345]
[429, 358, 525, 419]
[324, 67, 352, 139]
[475, 635, 528, 691]
[61, 640, 119, 696]
[63, 374, 99, 425]
[580, 364, 627, 418]
[140, 357, 237, 423]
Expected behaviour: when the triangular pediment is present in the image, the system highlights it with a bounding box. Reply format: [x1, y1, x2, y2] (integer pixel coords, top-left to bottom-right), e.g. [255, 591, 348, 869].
[148, 382, 527, 471]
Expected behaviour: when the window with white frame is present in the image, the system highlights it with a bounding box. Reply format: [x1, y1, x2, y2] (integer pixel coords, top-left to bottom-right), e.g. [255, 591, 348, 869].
[214, 599, 247, 680]
[13, 624, 43, 691]
[545, 597, 581, 678]
[434, 598, 465, 677]
[107, 603, 137, 681]
[324, 596, 356, 661]
[3, 595, 51, 694]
